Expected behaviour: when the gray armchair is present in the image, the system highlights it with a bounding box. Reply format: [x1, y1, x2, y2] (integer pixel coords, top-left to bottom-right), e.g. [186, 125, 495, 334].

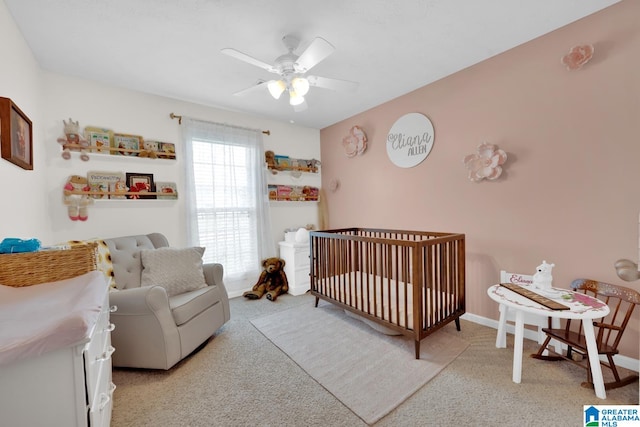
[105, 233, 230, 370]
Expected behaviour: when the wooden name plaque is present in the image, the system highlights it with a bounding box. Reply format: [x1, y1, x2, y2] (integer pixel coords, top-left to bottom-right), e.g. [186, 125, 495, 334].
[499, 283, 570, 310]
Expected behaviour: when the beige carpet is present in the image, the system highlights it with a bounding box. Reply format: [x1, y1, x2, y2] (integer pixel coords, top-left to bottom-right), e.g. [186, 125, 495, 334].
[251, 300, 469, 425]
[111, 293, 638, 427]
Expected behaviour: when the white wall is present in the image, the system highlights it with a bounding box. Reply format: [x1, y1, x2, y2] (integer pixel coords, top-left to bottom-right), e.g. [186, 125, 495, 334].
[41, 72, 320, 251]
[0, 0, 49, 241]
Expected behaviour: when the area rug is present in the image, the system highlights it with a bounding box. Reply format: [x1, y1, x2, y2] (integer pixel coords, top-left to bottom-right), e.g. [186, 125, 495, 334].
[251, 301, 469, 425]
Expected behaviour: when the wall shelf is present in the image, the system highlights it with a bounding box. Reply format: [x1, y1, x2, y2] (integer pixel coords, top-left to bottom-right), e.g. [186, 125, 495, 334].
[64, 189, 177, 200]
[61, 143, 176, 160]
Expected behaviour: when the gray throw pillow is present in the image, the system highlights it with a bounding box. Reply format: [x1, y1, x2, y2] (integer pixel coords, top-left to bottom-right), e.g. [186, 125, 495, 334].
[140, 247, 207, 296]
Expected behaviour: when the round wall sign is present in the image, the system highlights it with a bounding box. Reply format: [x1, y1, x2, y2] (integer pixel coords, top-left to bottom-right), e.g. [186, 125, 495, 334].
[386, 113, 434, 168]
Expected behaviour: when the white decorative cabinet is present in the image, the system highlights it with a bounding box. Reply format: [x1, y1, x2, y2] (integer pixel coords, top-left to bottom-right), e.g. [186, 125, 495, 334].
[279, 241, 311, 296]
[0, 276, 115, 427]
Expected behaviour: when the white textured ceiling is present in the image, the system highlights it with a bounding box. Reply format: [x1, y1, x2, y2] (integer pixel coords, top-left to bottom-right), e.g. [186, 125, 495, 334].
[4, 0, 619, 129]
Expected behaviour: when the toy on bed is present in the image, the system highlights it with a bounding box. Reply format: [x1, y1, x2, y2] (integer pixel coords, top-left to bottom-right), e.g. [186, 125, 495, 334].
[243, 257, 289, 301]
[57, 118, 90, 161]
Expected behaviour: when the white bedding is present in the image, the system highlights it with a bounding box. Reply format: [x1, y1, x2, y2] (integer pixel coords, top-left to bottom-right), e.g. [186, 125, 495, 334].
[0, 271, 107, 366]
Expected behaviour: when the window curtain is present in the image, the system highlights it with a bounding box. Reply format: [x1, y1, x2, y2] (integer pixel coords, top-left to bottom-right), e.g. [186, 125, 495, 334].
[182, 118, 275, 289]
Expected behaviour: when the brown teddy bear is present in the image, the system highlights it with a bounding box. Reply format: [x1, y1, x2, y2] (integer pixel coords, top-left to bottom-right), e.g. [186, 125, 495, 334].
[243, 257, 289, 301]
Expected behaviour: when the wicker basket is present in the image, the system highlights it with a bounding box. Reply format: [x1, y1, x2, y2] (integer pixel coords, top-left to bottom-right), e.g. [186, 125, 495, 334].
[0, 243, 97, 287]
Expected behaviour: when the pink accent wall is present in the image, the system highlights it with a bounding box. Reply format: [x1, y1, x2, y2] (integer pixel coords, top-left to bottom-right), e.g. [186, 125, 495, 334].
[320, 1, 639, 359]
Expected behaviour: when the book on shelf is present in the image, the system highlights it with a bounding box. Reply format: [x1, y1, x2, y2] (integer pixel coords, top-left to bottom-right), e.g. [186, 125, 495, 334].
[113, 134, 142, 156]
[84, 127, 113, 154]
[271, 185, 319, 201]
[156, 181, 178, 200]
[276, 185, 292, 201]
[87, 171, 124, 199]
[274, 155, 290, 170]
[301, 186, 319, 201]
[157, 142, 176, 159]
[109, 180, 129, 199]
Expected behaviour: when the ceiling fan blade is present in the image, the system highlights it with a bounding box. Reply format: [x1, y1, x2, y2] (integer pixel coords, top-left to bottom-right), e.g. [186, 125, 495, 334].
[293, 99, 308, 112]
[294, 37, 335, 72]
[307, 75, 359, 92]
[221, 48, 277, 73]
[233, 80, 270, 96]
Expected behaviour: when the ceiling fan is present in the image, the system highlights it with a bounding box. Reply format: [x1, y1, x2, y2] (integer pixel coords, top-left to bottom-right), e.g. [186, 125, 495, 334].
[221, 35, 359, 111]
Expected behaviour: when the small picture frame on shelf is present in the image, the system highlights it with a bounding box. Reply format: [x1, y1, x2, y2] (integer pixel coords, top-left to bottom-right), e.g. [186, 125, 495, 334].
[0, 97, 33, 170]
[113, 133, 142, 156]
[156, 181, 178, 200]
[125, 172, 155, 199]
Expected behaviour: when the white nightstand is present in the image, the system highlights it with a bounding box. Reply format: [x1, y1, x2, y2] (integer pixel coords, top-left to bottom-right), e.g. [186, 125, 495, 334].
[279, 241, 310, 296]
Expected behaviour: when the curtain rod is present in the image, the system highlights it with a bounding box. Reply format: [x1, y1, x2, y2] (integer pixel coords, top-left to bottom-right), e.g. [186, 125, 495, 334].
[169, 113, 270, 136]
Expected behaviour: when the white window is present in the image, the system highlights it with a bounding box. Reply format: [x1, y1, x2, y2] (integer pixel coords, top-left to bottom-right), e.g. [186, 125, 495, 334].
[183, 119, 274, 291]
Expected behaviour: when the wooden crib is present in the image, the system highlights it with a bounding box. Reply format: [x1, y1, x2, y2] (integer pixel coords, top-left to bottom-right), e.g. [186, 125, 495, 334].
[309, 228, 465, 359]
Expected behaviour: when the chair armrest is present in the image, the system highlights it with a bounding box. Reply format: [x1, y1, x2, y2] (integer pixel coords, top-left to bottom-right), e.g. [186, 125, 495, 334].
[109, 285, 171, 315]
[203, 263, 224, 287]
[203, 262, 230, 323]
[108, 285, 181, 369]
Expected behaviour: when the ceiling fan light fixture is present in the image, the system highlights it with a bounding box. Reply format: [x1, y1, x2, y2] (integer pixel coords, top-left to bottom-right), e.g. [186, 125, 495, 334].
[291, 77, 310, 97]
[289, 91, 305, 106]
[267, 80, 286, 99]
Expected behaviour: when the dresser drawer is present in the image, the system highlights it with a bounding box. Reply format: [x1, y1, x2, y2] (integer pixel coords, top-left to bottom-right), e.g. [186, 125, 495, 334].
[85, 307, 113, 374]
[84, 297, 115, 418]
[89, 381, 115, 427]
[293, 268, 310, 285]
[294, 250, 310, 267]
[85, 344, 114, 408]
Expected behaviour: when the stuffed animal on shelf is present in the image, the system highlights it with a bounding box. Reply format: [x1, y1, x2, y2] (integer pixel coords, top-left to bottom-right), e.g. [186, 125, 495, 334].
[265, 150, 280, 174]
[243, 257, 289, 301]
[139, 140, 159, 159]
[63, 175, 93, 221]
[532, 260, 555, 291]
[57, 118, 90, 161]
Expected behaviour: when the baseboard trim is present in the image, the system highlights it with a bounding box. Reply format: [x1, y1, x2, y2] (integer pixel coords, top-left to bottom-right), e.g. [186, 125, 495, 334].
[228, 289, 245, 299]
[460, 313, 639, 373]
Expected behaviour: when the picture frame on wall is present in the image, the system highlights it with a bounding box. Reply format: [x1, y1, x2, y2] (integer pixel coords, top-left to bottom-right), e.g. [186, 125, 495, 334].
[0, 97, 33, 170]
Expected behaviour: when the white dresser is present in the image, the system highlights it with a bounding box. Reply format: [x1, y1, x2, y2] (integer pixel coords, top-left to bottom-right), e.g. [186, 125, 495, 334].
[0, 271, 115, 427]
[279, 241, 311, 296]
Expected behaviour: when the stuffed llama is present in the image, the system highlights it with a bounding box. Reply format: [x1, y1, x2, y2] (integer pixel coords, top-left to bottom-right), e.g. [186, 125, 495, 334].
[532, 260, 555, 291]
